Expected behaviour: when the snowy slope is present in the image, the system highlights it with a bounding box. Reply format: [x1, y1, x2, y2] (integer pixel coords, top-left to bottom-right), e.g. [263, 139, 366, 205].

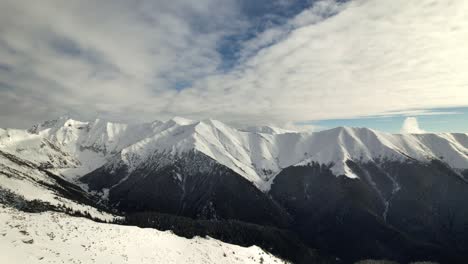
[0, 128, 79, 169]
[1, 117, 467, 191]
[0, 126, 116, 221]
[239, 125, 295, 135]
[0, 206, 287, 264]
[24, 117, 163, 179]
[292, 127, 468, 180]
[0, 149, 115, 221]
[110, 121, 468, 190]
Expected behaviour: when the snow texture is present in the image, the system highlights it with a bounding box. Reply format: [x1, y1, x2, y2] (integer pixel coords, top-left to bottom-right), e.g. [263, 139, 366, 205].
[0, 206, 287, 264]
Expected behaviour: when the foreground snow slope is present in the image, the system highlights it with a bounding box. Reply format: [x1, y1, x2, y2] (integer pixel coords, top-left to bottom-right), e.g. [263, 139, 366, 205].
[0, 206, 287, 264]
[1, 117, 467, 190]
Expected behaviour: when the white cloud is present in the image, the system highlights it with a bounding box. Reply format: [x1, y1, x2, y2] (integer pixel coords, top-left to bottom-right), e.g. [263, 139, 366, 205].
[0, 0, 243, 126]
[1, 0, 468, 128]
[400, 117, 426, 134]
[179, 0, 468, 125]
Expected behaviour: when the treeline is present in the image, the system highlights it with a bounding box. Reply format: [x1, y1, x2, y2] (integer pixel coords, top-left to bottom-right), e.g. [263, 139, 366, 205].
[0, 186, 106, 223]
[0, 186, 55, 213]
[123, 211, 338, 264]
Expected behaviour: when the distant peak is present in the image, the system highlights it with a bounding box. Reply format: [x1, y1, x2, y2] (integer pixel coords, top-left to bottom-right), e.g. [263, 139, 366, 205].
[327, 126, 376, 133]
[28, 116, 75, 133]
[63, 118, 87, 126]
[322, 126, 352, 134]
[167, 116, 195, 125]
[201, 118, 226, 127]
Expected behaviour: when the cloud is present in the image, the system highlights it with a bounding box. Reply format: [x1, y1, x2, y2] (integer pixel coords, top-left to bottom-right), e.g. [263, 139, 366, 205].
[0, 0, 243, 127]
[1, 0, 468, 128]
[192, 0, 468, 124]
[237, 0, 344, 61]
[400, 117, 426, 134]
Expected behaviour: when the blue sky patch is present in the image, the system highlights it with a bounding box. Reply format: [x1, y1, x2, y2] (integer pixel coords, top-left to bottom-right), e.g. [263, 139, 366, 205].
[306, 107, 468, 133]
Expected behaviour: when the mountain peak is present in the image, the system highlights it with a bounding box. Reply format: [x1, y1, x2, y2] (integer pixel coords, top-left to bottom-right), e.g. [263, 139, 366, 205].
[27, 116, 75, 134]
[8, 117, 468, 191]
[168, 116, 194, 126]
[325, 126, 376, 134]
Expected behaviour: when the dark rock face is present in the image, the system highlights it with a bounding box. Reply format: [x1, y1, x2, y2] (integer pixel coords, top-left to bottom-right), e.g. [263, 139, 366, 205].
[81, 151, 291, 228]
[360, 160, 468, 256]
[269, 162, 420, 263]
[269, 160, 468, 263]
[462, 169, 468, 179]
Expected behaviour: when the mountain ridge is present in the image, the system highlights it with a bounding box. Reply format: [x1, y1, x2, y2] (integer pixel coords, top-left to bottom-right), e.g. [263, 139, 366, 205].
[1, 117, 467, 191]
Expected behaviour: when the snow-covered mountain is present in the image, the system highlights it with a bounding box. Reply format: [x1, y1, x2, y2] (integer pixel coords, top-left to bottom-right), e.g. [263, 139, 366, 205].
[1, 117, 467, 191]
[2, 117, 468, 263]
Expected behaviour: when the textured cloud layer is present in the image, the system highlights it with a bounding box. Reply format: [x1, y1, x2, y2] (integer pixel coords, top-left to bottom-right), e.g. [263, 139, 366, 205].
[0, 0, 467, 128]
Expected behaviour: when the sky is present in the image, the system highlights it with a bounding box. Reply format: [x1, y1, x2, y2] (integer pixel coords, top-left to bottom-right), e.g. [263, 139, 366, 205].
[311, 107, 468, 133]
[0, 0, 467, 132]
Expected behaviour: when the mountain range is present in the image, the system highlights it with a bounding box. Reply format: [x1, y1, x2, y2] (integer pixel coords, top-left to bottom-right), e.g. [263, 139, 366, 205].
[1, 117, 468, 263]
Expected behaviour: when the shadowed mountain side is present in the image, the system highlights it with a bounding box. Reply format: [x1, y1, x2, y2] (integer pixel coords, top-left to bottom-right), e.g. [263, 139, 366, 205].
[350, 160, 468, 259]
[81, 151, 291, 228]
[269, 161, 468, 263]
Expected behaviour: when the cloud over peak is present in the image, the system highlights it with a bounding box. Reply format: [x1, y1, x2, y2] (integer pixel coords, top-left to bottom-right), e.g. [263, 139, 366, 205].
[401, 117, 426, 134]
